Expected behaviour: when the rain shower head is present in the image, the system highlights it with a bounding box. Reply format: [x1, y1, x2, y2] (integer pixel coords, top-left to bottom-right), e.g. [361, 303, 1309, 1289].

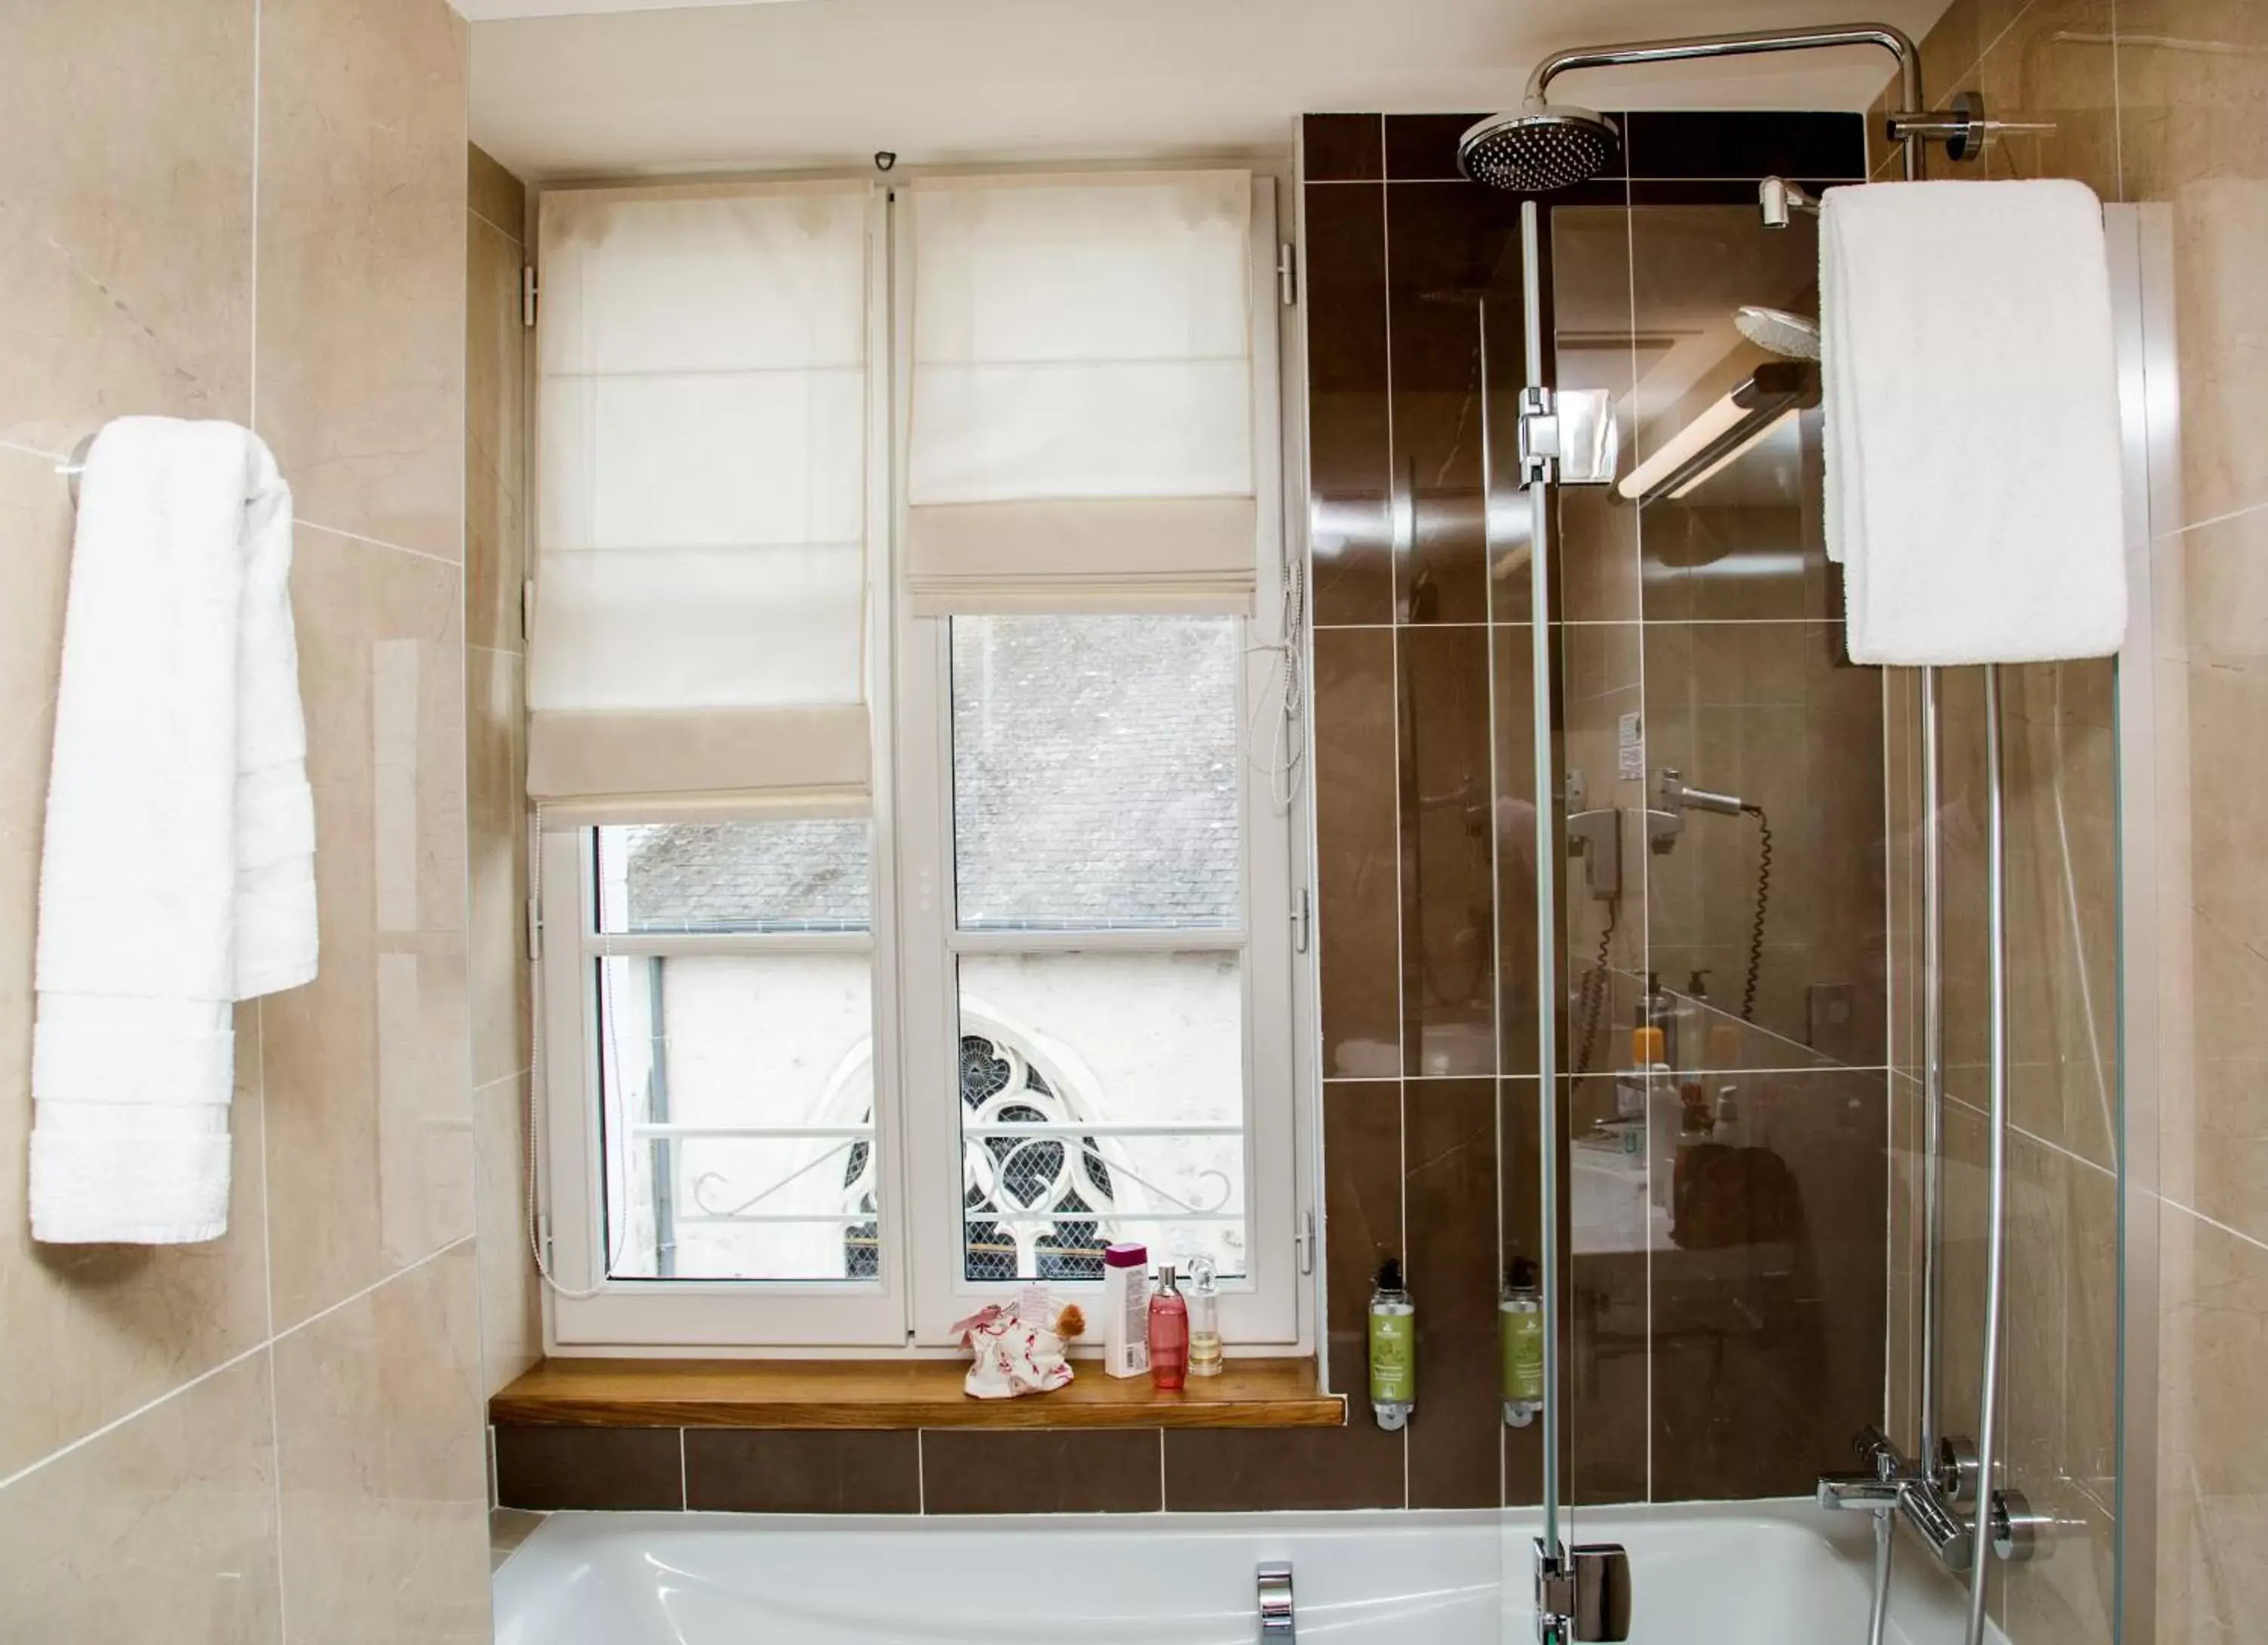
[1457, 105, 1622, 192]
[1734, 305, 1820, 361]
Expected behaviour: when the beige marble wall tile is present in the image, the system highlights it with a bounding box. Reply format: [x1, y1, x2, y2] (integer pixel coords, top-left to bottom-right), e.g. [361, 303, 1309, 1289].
[2000, 1132, 2118, 1644]
[274, 1240, 491, 1644]
[466, 215, 528, 656]
[0, 1351, 282, 1642]
[0, 1, 255, 456]
[0, 1001, 271, 1482]
[2118, 3, 2268, 529]
[255, 0, 468, 558]
[475, 1073, 541, 1396]
[469, 145, 526, 243]
[466, 644, 528, 1087]
[2156, 1204, 2268, 1645]
[2176, 649, 2268, 1244]
[1972, 0, 2122, 200]
[262, 527, 472, 1331]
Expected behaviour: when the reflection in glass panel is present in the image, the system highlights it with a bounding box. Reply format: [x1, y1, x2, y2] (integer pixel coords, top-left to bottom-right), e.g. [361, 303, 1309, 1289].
[598, 820, 870, 934]
[598, 950, 876, 1282]
[954, 950, 1246, 1283]
[950, 615, 1241, 931]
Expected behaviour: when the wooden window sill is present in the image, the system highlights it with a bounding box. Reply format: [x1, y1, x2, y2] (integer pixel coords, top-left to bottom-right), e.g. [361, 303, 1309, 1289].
[489, 1356, 1343, 1430]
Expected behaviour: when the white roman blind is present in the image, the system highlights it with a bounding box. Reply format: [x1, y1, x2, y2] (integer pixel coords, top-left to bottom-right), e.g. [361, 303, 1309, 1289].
[529, 179, 873, 817]
[906, 171, 1259, 615]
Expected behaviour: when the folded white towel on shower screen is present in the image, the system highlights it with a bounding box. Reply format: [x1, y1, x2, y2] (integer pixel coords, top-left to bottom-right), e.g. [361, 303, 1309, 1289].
[29, 417, 317, 1244]
[1820, 178, 2127, 664]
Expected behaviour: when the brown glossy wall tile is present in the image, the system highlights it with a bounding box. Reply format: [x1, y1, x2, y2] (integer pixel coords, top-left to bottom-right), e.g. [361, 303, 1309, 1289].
[1560, 1077, 1649, 1507]
[1302, 114, 1383, 182]
[920, 1430, 1160, 1514]
[494, 1426, 683, 1511]
[1387, 181, 1517, 624]
[1641, 623, 1885, 1070]
[1323, 1083, 1403, 1396]
[1405, 1078, 1501, 1507]
[1623, 112, 1866, 179]
[1498, 1079, 1547, 1504]
[686, 1430, 920, 1514]
[1649, 1069, 1887, 1501]
[1399, 625, 1495, 1075]
[1313, 630, 1401, 1077]
[1492, 625, 1541, 1073]
[1302, 181, 1394, 626]
[1384, 114, 1483, 182]
[1164, 1424, 1404, 1511]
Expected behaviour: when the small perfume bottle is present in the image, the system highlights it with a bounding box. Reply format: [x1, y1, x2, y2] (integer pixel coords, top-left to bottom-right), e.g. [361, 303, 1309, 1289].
[1186, 1255, 1224, 1377]
[1148, 1265, 1189, 1390]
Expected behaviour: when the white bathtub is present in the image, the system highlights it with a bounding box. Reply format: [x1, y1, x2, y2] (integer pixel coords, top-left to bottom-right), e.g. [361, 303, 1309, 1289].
[494, 1498, 1991, 1644]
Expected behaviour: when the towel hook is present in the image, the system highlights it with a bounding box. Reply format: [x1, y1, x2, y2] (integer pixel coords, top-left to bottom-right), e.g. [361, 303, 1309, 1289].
[56, 432, 95, 510]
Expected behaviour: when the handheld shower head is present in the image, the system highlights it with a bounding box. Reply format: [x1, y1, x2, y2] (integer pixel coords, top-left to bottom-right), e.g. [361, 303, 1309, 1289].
[1457, 105, 1622, 192]
[1734, 305, 1821, 361]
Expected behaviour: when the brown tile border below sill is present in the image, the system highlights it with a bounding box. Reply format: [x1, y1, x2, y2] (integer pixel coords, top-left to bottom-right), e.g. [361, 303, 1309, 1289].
[489, 1356, 1343, 1431]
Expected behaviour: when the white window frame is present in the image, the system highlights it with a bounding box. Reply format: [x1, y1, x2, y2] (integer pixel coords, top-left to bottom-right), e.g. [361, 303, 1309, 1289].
[534, 170, 1308, 1357]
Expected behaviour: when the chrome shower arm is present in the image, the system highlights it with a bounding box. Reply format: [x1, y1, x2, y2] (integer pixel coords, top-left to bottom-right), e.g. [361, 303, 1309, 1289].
[1528, 21, 1922, 116]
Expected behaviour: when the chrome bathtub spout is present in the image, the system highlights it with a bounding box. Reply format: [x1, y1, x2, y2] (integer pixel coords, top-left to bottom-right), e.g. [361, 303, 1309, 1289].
[1256, 1562, 1294, 1642]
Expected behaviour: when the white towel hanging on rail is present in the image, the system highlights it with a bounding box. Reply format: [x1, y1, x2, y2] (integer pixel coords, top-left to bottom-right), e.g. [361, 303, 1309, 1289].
[29, 417, 317, 1245]
[1821, 178, 2127, 665]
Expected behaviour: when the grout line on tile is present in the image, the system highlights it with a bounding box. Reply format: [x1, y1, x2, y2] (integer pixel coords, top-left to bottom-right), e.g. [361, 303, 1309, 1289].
[0, 435, 70, 463]
[299, 518, 465, 570]
[0, 1336, 271, 1495]
[471, 208, 525, 248]
[2158, 1194, 2268, 1259]
[271, 1231, 476, 1346]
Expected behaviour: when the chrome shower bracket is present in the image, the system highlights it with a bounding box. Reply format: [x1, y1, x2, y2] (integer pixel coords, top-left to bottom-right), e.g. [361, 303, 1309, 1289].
[1885, 92, 2056, 164]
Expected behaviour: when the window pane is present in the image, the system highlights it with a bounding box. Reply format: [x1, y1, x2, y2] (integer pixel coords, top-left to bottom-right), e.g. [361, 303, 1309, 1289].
[599, 820, 870, 934]
[950, 615, 1241, 931]
[956, 950, 1245, 1284]
[600, 952, 877, 1282]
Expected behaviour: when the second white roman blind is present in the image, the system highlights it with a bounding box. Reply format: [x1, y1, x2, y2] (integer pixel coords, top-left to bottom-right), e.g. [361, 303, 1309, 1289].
[906, 171, 1259, 615]
[529, 179, 873, 816]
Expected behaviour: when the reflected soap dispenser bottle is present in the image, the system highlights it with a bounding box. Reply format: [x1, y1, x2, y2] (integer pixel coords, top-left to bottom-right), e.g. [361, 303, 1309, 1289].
[1148, 1266, 1189, 1391]
[1368, 1258, 1416, 1430]
[1500, 1258, 1543, 1427]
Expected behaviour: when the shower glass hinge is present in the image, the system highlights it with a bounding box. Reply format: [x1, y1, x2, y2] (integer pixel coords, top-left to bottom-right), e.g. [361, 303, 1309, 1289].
[1534, 1539, 1631, 1643]
[1278, 242, 1297, 307]
[522, 265, 539, 329]
[1517, 386, 1619, 487]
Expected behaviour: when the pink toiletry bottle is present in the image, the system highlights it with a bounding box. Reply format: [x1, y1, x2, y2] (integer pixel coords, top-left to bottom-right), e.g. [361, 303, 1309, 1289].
[1148, 1266, 1189, 1391]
